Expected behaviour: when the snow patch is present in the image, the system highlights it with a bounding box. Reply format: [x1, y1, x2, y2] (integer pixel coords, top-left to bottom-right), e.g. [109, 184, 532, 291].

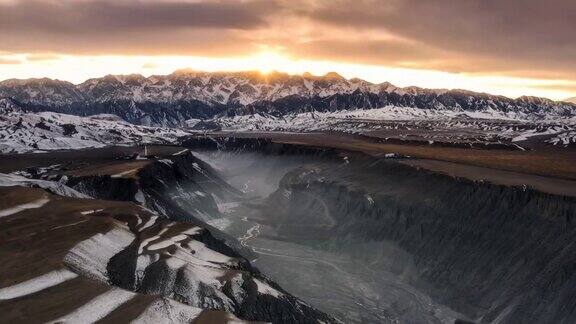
[172, 149, 189, 156]
[0, 269, 78, 300]
[111, 168, 139, 178]
[0, 197, 50, 218]
[0, 173, 88, 198]
[184, 240, 232, 264]
[132, 298, 203, 323]
[0, 111, 188, 154]
[134, 189, 146, 204]
[64, 228, 135, 283]
[48, 288, 136, 323]
[253, 279, 283, 298]
[80, 209, 104, 215]
[147, 234, 189, 251]
[207, 217, 232, 230]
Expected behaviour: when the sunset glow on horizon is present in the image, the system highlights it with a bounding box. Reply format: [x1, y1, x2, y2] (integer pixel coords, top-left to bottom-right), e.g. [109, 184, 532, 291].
[1, 50, 575, 101]
[1, 0, 575, 101]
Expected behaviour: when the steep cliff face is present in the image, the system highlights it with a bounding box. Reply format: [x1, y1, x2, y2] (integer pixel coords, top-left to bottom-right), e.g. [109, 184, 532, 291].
[67, 151, 240, 223]
[181, 135, 343, 158]
[261, 157, 576, 323]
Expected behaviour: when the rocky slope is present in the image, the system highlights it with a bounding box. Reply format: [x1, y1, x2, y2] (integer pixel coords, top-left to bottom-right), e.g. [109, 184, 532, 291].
[261, 154, 576, 323]
[1, 70, 575, 126]
[65, 150, 242, 224]
[0, 150, 337, 323]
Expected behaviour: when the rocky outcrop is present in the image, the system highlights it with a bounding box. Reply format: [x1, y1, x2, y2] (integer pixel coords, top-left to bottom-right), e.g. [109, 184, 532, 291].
[67, 152, 240, 222]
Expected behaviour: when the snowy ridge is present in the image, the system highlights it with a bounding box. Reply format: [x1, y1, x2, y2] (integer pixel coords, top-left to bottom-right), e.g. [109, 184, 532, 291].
[211, 106, 576, 146]
[0, 269, 78, 300]
[0, 111, 188, 153]
[63, 209, 331, 321]
[0, 172, 90, 198]
[0, 71, 373, 107]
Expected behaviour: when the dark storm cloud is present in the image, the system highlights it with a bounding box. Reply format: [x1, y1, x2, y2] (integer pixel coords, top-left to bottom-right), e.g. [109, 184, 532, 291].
[303, 0, 576, 77]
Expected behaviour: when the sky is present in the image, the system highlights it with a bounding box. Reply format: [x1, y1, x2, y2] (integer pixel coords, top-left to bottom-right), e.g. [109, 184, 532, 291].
[0, 0, 575, 100]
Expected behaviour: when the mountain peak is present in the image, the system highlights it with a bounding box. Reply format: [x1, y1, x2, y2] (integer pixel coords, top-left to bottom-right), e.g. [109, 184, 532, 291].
[323, 72, 345, 80]
[564, 97, 576, 104]
[172, 68, 199, 76]
[262, 70, 290, 82]
[0, 77, 73, 87]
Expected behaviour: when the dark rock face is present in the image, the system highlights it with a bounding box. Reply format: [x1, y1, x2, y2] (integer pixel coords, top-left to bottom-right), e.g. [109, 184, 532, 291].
[34, 120, 51, 131]
[67, 176, 139, 201]
[181, 136, 343, 158]
[262, 156, 576, 323]
[60, 123, 77, 136]
[67, 152, 240, 220]
[139, 152, 243, 223]
[77, 99, 229, 126]
[188, 120, 222, 131]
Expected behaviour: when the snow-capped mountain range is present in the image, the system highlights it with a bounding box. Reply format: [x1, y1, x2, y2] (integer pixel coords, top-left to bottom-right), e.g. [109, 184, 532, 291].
[1, 70, 575, 126]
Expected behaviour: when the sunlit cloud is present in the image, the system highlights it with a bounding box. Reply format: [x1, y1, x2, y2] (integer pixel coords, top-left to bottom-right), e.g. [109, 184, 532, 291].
[0, 58, 21, 65]
[25, 54, 62, 62]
